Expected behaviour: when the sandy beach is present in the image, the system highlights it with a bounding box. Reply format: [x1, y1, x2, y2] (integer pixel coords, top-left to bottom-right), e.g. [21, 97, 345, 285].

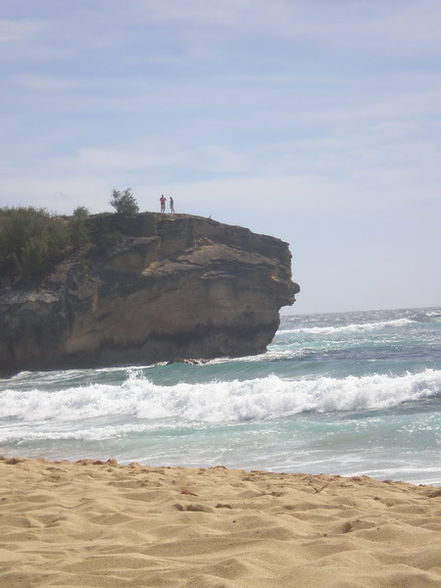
[0, 457, 441, 587]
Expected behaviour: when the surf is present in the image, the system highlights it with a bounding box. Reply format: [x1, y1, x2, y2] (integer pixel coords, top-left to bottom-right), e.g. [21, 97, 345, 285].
[279, 317, 417, 335]
[1, 368, 440, 432]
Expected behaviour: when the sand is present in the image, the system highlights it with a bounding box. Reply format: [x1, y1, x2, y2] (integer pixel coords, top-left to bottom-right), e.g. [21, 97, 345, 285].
[1, 457, 441, 587]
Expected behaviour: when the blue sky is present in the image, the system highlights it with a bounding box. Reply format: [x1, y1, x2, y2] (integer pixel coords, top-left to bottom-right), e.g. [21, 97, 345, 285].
[1, 0, 440, 313]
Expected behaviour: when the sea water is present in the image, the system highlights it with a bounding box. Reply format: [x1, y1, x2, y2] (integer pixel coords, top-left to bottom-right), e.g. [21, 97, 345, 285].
[1, 307, 440, 485]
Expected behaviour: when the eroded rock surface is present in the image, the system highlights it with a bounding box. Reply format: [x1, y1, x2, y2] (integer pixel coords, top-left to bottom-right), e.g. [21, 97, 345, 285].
[0, 213, 299, 376]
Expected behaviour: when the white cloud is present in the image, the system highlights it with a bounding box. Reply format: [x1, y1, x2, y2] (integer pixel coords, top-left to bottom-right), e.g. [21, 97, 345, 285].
[51, 145, 184, 173]
[12, 74, 87, 92]
[130, 0, 441, 51]
[0, 19, 45, 43]
[1, 175, 111, 213]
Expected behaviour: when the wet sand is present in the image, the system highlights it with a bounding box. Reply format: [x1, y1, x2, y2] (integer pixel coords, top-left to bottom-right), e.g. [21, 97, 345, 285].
[1, 456, 441, 587]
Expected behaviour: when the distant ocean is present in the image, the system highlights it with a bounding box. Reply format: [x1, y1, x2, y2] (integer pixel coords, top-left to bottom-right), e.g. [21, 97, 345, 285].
[1, 307, 440, 485]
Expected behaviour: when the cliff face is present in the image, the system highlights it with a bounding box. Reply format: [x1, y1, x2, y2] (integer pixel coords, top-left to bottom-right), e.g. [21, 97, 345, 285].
[0, 213, 299, 376]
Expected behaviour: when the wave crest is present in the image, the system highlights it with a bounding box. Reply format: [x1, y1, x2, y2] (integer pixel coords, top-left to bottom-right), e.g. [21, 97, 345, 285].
[280, 317, 416, 336]
[0, 369, 440, 430]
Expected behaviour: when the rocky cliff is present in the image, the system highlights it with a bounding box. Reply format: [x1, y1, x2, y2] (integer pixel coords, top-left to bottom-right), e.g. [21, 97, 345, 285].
[0, 213, 299, 376]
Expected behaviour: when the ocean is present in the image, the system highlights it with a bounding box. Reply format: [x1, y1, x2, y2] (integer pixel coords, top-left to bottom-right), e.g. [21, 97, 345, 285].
[1, 307, 440, 486]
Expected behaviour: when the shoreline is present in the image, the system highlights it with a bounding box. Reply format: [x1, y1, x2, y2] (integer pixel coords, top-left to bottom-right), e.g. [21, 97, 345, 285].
[2, 456, 441, 586]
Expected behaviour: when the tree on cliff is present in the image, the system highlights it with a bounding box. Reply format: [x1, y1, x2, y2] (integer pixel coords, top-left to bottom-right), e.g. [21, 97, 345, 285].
[110, 189, 139, 215]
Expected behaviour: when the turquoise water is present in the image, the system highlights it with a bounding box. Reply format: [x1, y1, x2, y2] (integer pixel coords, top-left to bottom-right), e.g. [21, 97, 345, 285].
[1, 307, 440, 485]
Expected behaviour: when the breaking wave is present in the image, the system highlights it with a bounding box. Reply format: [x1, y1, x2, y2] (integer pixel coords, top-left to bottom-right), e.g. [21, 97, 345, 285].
[280, 317, 417, 336]
[1, 369, 440, 441]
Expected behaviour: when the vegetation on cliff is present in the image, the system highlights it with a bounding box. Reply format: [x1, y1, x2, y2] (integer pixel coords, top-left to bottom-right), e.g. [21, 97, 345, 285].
[0, 189, 140, 280]
[0, 207, 71, 278]
[110, 189, 139, 215]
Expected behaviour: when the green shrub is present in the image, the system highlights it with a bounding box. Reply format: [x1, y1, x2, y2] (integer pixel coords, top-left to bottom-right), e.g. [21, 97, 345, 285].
[0, 207, 71, 278]
[73, 206, 89, 218]
[71, 206, 90, 248]
[110, 188, 139, 215]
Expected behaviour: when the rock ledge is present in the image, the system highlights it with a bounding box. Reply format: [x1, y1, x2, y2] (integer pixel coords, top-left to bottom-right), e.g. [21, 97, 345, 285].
[0, 213, 299, 376]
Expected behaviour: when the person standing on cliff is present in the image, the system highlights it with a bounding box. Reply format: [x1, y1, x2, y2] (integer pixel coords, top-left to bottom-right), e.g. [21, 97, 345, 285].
[169, 197, 175, 214]
[160, 194, 166, 213]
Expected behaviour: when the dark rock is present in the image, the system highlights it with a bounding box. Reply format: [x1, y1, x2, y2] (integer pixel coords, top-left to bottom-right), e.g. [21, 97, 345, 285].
[0, 213, 299, 376]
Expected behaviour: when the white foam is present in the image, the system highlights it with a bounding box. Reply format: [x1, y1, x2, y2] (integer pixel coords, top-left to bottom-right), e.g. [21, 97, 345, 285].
[0, 422, 162, 443]
[280, 317, 416, 336]
[1, 369, 440, 434]
[206, 348, 310, 365]
[2, 363, 161, 385]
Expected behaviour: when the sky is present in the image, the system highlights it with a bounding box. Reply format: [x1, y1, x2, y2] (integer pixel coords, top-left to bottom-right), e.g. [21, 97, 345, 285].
[1, 0, 440, 313]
